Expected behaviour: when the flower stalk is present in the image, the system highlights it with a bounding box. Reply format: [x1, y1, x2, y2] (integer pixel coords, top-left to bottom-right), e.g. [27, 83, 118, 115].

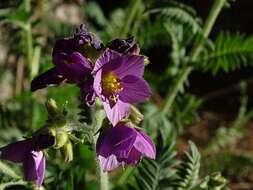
[160, 0, 228, 115]
[93, 107, 109, 190]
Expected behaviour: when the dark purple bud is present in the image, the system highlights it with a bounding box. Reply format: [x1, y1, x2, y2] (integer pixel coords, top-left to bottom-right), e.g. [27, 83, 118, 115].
[74, 24, 103, 50]
[53, 52, 93, 84]
[33, 128, 56, 150]
[0, 139, 35, 163]
[96, 123, 156, 172]
[0, 139, 46, 187]
[31, 68, 65, 92]
[107, 37, 140, 55]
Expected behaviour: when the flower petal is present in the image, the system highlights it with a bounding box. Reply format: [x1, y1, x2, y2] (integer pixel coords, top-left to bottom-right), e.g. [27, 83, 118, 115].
[92, 49, 121, 74]
[98, 155, 120, 172]
[54, 52, 92, 83]
[112, 54, 144, 78]
[23, 151, 44, 182]
[96, 125, 137, 158]
[134, 131, 156, 159]
[80, 80, 96, 106]
[119, 147, 142, 166]
[36, 154, 45, 187]
[94, 49, 145, 78]
[103, 100, 130, 126]
[93, 69, 103, 96]
[0, 139, 34, 163]
[31, 68, 65, 92]
[120, 75, 151, 103]
[53, 37, 77, 55]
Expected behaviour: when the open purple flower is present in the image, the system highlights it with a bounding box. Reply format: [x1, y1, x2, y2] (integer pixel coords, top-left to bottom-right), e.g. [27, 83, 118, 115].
[96, 123, 156, 172]
[93, 48, 151, 125]
[31, 25, 103, 105]
[0, 139, 46, 186]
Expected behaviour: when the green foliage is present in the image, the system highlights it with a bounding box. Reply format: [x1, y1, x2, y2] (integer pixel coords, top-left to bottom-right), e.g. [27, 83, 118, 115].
[200, 33, 253, 74]
[135, 132, 177, 190]
[172, 141, 200, 190]
[148, 1, 202, 34]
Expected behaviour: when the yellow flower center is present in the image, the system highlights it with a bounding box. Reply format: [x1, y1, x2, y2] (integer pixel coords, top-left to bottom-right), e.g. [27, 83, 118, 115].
[102, 72, 123, 102]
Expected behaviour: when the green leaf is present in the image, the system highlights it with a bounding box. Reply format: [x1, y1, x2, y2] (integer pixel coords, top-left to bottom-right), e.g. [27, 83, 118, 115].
[0, 161, 20, 179]
[172, 141, 200, 190]
[199, 32, 253, 74]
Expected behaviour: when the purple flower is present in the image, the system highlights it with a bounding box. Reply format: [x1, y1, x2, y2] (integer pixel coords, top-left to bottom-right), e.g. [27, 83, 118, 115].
[93, 48, 151, 125]
[107, 37, 140, 55]
[96, 123, 156, 172]
[31, 25, 103, 105]
[0, 139, 46, 186]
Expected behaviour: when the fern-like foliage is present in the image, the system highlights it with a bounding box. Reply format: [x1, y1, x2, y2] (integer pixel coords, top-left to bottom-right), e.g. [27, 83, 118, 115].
[199, 33, 253, 74]
[134, 132, 177, 190]
[172, 141, 200, 190]
[147, 1, 202, 34]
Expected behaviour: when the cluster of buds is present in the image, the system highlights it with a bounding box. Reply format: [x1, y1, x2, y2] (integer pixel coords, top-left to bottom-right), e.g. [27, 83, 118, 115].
[0, 99, 74, 186]
[1, 25, 156, 186]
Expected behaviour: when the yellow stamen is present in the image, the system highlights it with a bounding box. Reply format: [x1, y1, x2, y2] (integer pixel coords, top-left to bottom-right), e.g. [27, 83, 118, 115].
[102, 72, 123, 101]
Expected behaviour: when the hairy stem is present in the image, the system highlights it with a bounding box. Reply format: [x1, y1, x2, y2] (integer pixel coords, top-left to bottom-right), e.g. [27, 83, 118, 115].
[93, 108, 109, 190]
[160, 0, 227, 115]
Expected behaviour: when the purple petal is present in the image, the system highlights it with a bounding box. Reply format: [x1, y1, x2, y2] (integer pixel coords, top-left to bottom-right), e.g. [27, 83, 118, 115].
[112, 54, 145, 78]
[93, 49, 121, 74]
[103, 100, 130, 126]
[119, 75, 151, 103]
[120, 147, 142, 166]
[134, 131, 156, 159]
[80, 80, 96, 106]
[93, 69, 102, 97]
[36, 154, 45, 187]
[53, 37, 77, 56]
[98, 155, 120, 172]
[23, 151, 44, 184]
[0, 139, 34, 163]
[54, 52, 92, 83]
[31, 68, 65, 92]
[96, 125, 137, 158]
[94, 49, 145, 78]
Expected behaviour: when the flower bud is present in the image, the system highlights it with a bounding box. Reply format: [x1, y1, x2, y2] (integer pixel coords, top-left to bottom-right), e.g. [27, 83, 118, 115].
[46, 99, 66, 127]
[54, 132, 68, 149]
[33, 127, 56, 149]
[129, 105, 144, 125]
[63, 141, 73, 162]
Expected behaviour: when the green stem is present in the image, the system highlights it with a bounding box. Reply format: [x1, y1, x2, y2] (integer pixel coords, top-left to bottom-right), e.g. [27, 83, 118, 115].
[160, 66, 192, 115]
[120, 0, 141, 38]
[160, 0, 227, 115]
[189, 0, 227, 62]
[26, 23, 33, 79]
[24, 0, 31, 12]
[93, 108, 109, 190]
